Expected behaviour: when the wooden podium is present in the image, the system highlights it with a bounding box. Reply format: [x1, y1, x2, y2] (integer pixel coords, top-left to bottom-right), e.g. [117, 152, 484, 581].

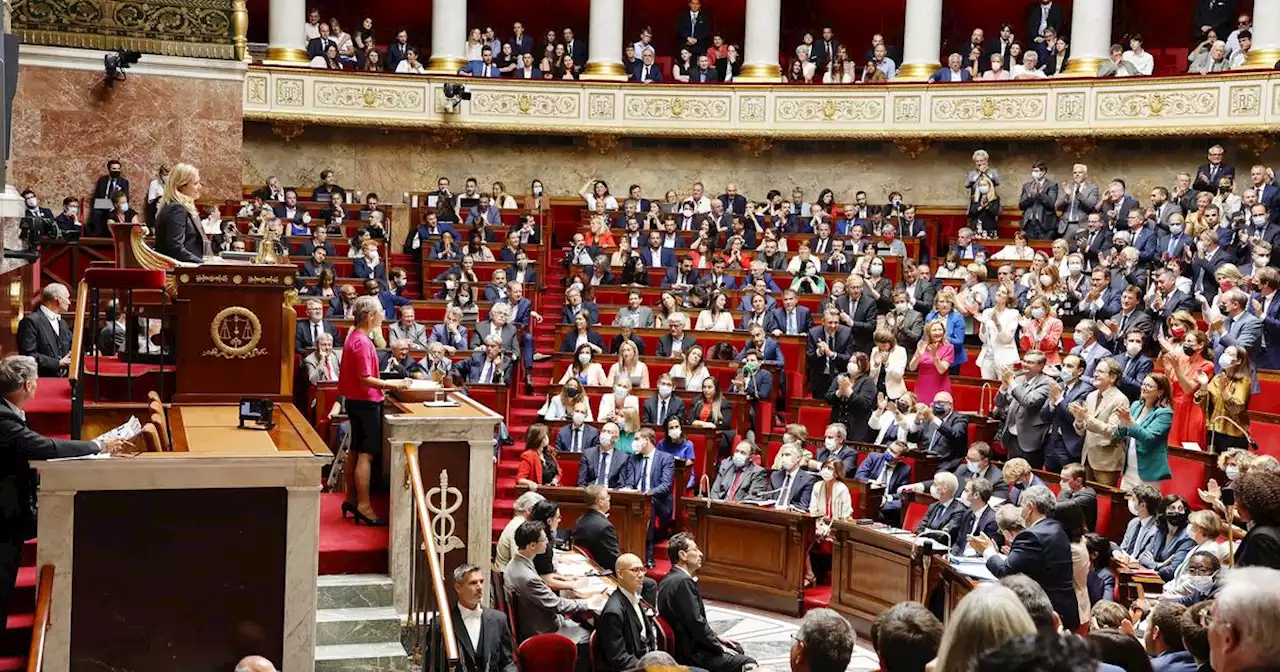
[171, 265, 297, 402]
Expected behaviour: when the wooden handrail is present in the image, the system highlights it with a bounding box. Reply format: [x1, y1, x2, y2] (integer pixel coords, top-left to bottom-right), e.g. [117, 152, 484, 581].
[404, 444, 461, 667]
[26, 565, 54, 672]
[67, 280, 88, 384]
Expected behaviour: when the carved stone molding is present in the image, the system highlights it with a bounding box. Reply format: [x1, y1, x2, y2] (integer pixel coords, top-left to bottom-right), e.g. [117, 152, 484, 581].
[1058, 137, 1099, 159]
[269, 121, 306, 143]
[428, 127, 469, 149]
[738, 137, 774, 157]
[894, 139, 932, 159]
[11, 0, 236, 59]
[1236, 134, 1275, 159]
[584, 134, 620, 155]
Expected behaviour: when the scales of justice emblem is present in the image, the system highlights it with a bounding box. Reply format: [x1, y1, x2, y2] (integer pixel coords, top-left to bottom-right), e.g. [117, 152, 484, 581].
[203, 306, 269, 359]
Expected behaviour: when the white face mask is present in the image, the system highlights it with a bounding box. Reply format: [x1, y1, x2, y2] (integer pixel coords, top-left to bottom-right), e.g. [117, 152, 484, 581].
[658, 384, 673, 398]
[1126, 342, 1142, 357]
[978, 186, 990, 195]
[824, 437, 837, 451]
[1031, 171, 1044, 181]
[820, 469, 835, 482]
[1039, 274, 1053, 286]
[1170, 223, 1183, 235]
[780, 455, 796, 471]
[1068, 263, 1083, 274]
[445, 280, 456, 290]
[870, 265, 883, 276]
[1031, 307, 1046, 319]
[967, 460, 983, 473]
[599, 432, 615, 446]
[1128, 499, 1140, 516]
[896, 302, 911, 312]
[614, 386, 628, 399]
[578, 353, 591, 365]
[25, 197, 37, 208]
[668, 428, 682, 440]
[1225, 465, 1240, 480]
[1219, 353, 1236, 369]
[732, 453, 748, 468]
[572, 411, 586, 425]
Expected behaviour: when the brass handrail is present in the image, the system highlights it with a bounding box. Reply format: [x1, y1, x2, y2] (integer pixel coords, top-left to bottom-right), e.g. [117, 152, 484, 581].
[67, 280, 88, 384]
[404, 444, 461, 667]
[26, 565, 54, 672]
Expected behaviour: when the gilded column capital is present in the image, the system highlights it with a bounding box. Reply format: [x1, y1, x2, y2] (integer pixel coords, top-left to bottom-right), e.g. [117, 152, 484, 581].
[894, 138, 932, 159]
[585, 134, 621, 155]
[738, 137, 774, 157]
[1058, 137, 1098, 160]
[1236, 134, 1276, 159]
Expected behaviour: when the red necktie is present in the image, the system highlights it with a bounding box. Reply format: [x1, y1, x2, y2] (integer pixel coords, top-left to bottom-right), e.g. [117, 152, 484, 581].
[727, 469, 744, 500]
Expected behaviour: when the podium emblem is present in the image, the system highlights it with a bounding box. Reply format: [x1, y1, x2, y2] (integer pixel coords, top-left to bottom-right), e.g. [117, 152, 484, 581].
[204, 306, 267, 359]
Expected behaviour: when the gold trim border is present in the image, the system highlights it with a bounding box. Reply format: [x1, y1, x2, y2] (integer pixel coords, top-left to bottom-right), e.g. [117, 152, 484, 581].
[14, 29, 234, 60]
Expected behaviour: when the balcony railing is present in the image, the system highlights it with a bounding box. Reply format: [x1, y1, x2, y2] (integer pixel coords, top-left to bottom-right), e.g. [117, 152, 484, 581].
[243, 66, 1280, 142]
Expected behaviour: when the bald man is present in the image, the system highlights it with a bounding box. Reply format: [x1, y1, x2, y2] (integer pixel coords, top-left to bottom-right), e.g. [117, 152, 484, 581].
[595, 554, 659, 671]
[234, 656, 277, 672]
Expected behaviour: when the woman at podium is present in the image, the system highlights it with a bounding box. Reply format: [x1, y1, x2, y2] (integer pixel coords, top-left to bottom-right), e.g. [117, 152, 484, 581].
[153, 163, 208, 264]
[338, 296, 411, 526]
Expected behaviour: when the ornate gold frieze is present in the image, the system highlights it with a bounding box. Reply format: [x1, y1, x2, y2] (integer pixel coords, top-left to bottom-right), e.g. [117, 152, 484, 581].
[469, 92, 579, 118]
[314, 83, 426, 112]
[242, 66, 1280, 141]
[931, 95, 1047, 122]
[776, 97, 884, 123]
[12, 0, 236, 59]
[1096, 90, 1217, 119]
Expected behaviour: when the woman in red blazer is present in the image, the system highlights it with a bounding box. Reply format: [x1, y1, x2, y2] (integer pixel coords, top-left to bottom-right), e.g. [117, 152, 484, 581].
[516, 423, 558, 490]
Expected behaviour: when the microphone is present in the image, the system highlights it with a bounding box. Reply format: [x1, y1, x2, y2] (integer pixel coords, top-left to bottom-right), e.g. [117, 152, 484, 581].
[1209, 415, 1254, 451]
[698, 474, 711, 499]
[917, 530, 952, 554]
[979, 382, 994, 416]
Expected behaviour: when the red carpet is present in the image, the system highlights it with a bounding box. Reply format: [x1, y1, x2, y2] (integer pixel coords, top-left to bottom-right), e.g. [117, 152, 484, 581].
[318, 492, 389, 575]
[26, 378, 71, 437]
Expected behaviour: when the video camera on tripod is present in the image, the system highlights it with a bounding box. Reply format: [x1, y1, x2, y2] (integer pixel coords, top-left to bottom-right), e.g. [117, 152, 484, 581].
[19, 212, 76, 252]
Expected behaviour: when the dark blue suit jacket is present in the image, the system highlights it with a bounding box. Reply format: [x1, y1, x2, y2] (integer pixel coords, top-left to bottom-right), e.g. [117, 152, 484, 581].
[634, 63, 663, 82]
[768, 468, 818, 510]
[1040, 379, 1095, 461]
[639, 247, 676, 269]
[373, 291, 411, 319]
[459, 60, 501, 77]
[1113, 352, 1154, 401]
[662, 267, 700, 287]
[1156, 233, 1194, 261]
[766, 305, 812, 336]
[986, 518, 1081, 631]
[950, 506, 1000, 555]
[1131, 225, 1158, 266]
[352, 259, 388, 288]
[561, 303, 601, 326]
[854, 452, 912, 494]
[577, 445, 631, 488]
[429, 323, 469, 351]
[557, 424, 600, 456]
[627, 450, 676, 520]
[734, 338, 784, 366]
[1256, 291, 1280, 370]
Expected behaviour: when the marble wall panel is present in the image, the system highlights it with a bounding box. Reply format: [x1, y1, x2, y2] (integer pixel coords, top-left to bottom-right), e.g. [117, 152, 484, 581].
[243, 123, 1280, 209]
[11, 66, 243, 203]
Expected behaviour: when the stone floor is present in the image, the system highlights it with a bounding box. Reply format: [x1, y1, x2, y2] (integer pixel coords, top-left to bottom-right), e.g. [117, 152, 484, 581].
[704, 601, 881, 672]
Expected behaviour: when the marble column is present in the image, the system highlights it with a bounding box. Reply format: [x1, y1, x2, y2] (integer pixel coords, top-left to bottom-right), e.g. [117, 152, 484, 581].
[1062, 0, 1113, 76]
[1245, 0, 1280, 68]
[738, 0, 782, 82]
[581, 0, 627, 80]
[426, 0, 468, 73]
[263, 0, 308, 65]
[898, 0, 943, 80]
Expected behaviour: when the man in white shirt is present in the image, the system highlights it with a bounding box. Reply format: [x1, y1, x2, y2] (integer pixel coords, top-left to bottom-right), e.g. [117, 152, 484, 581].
[450, 563, 516, 672]
[1121, 34, 1154, 75]
[1229, 30, 1252, 69]
[594, 553, 658, 670]
[951, 477, 1000, 556]
[16, 283, 73, 377]
[303, 8, 321, 41]
[1011, 50, 1047, 79]
[1225, 13, 1251, 56]
[632, 27, 654, 62]
[688, 182, 712, 214]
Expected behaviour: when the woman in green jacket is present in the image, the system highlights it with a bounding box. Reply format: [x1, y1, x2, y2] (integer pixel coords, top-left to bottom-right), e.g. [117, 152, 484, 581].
[1114, 372, 1174, 490]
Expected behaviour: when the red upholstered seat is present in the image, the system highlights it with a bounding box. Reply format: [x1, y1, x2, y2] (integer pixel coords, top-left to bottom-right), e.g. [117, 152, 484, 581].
[516, 633, 576, 672]
[82, 267, 167, 290]
[655, 615, 675, 654]
[901, 496, 930, 532]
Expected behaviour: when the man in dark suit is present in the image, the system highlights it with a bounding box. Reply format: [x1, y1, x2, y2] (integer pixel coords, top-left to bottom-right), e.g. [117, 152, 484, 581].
[1099, 285, 1154, 355]
[573, 485, 622, 572]
[811, 26, 840, 70]
[974, 485, 1081, 631]
[297, 227, 336, 258]
[595, 553, 659, 671]
[1026, 0, 1066, 45]
[1191, 228, 1233, 302]
[89, 159, 128, 236]
[806, 308, 854, 398]
[635, 48, 662, 83]
[306, 21, 337, 58]
[378, 341, 425, 380]
[1099, 181, 1141, 230]
[951, 477, 1001, 556]
[452, 338, 511, 385]
[252, 176, 285, 202]
[385, 30, 410, 73]
[837, 277, 878, 355]
[928, 53, 972, 82]
[328, 285, 358, 320]
[1192, 144, 1235, 194]
[16, 284, 73, 377]
[639, 231, 676, 269]
[907, 392, 967, 472]
[950, 227, 989, 261]
[562, 416, 603, 457]
[662, 257, 700, 289]
[295, 299, 342, 355]
[1151, 269, 1199, 338]
[0, 355, 122, 626]
[1156, 215, 1195, 261]
[912, 442, 1009, 503]
[854, 441, 912, 526]
[1112, 329, 1155, 402]
[642, 377, 685, 425]
[768, 290, 812, 338]
[449, 563, 516, 672]
[1056, 463, 1099, 532]
[656, 315, 698, 358]
[709, 440, 768, 502]
[913, 471, 966, 539]
[563, 27, 587, 66]
[509, 23, 533, 55]
[1253, 267, 1280, 370]
[628, 430, 674, 565]
[769, 443, 818, 510]
[1042, 354, 1097, 469]
[656, 533, 757, 672]
[690, 55, 719, 83]
[676, 0, 711, 54]
[19, 189, 54, 226]
[900, 263, 940, 315]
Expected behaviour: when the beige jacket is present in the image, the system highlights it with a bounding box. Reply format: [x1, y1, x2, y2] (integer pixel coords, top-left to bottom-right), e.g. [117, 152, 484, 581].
[1075, 386, 1131, 473]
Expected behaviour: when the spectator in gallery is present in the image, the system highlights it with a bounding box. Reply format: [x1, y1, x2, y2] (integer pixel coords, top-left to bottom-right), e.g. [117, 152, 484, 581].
[1121, 34, 1154, 75]
[396, 47, 426, 74]
[1098, 45, 1138, 77]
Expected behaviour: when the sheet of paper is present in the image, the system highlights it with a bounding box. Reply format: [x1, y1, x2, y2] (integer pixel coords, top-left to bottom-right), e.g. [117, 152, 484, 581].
[96, 416, 142, 442]
[47, 452, 113, 462]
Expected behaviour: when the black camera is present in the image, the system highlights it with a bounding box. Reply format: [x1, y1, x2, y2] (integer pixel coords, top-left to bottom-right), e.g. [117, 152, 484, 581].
[19, 214, 71, 251]
[442, 83, 471, 112]
[104, 48, 142, 86]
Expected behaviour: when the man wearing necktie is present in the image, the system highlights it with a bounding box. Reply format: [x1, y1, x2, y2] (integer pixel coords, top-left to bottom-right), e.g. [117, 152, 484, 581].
[710, 441, 767, 501]
[806, 308, 852, 398]
[854, 442, 911, 526]
[768, 444, 816, 511]
[627, 430, 674, 567]
[90, 159, 129, 236]
[461, 47, 499, 77]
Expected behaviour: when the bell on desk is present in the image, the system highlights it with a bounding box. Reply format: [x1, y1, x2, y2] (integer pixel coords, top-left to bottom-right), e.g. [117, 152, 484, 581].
[254, 227, 288, 265]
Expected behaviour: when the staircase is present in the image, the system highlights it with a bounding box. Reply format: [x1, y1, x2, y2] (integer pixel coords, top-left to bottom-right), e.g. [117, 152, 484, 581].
[315, 574, 408, 672]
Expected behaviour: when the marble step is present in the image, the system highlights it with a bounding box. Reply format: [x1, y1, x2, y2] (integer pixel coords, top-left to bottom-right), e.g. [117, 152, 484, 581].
[314, 642, 409, 672]
[318, 574, 395, 610]
[317, 606, 403, 647]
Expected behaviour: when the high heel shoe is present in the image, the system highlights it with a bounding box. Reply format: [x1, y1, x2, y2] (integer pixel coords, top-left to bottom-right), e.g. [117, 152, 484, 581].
[351, 508, 388, 526]
[341, 502, 356, 519]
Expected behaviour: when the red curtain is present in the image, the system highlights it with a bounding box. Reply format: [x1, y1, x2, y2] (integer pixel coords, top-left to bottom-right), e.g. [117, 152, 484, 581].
[247, 0, 1246, 63]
